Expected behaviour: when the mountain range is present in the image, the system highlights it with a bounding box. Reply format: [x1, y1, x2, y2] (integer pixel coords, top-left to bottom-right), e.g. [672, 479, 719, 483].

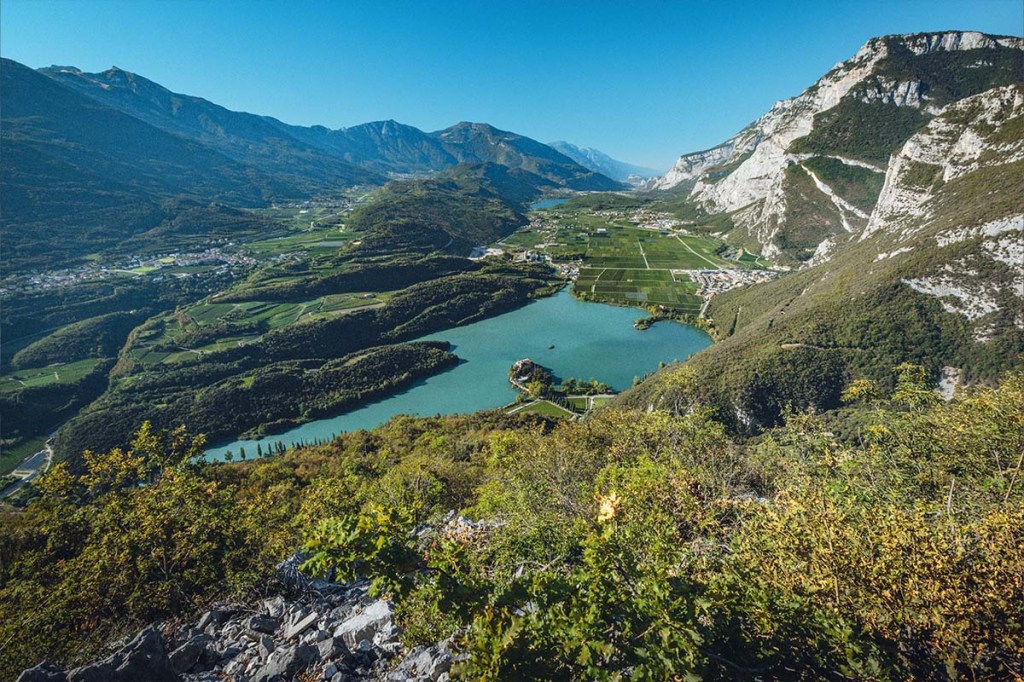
[1, 60, 622, 272]
[626, 30, 1023, 429]
[38, 64, 625, 193]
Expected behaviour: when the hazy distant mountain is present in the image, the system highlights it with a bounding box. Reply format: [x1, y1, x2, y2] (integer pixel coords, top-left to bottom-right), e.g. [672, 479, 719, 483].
[41, 65, 382, 190]
[41, 65, 621, 191]
[548, 141, 661, 184]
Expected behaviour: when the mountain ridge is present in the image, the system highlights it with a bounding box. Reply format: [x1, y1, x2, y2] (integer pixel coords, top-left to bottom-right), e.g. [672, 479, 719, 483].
[652, 29, 1023, 263]
[39, 64, 381, 190]
[39, 64, 622, 191]
[1, 58, 306, 270]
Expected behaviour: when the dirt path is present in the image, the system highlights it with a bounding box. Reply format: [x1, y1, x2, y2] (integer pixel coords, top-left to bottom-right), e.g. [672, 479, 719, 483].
[675, 236, 721, 268]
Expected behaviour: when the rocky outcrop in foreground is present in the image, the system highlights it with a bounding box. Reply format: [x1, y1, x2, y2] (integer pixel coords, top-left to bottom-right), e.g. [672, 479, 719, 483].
[17, 557, 453, 682]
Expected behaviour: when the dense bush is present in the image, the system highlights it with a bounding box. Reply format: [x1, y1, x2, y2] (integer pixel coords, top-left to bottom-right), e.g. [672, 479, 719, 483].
[11, 311, 148, 369]
[7, 368, 1022, 680]
[789, 99, 929, 163]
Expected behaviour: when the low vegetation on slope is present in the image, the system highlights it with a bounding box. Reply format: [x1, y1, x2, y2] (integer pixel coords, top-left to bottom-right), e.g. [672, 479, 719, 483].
[622, 238, 1022, 432]
[1, 368, 1021, 679]
[789, 99, 931, 163]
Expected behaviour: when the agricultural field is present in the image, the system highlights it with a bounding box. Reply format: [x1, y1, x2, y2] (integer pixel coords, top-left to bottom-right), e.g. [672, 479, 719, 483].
[127, 292, 388, 367]
[584, 229, 734, 270]
[565, 396, 590, 411]
[500, 203, 771, 313]
[0, 436, 47, 477]
[0, 358, 107, 394]
[515, 400, 578, 419]
[241, 225, 356, 258]
[241, 206, 359, 258]
[575, 267, 702, 310]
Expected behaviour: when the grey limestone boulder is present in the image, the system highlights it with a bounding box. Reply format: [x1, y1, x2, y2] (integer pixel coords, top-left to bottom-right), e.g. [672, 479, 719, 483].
[247, 615, 279, 636]
[333, 600, 395, 650]
[67, 627, 177, 682]
[168, 634, 213, 674]
[249, 643, 319, 682]
[389, 642, 453, 681]
[317, 634, 351, 662]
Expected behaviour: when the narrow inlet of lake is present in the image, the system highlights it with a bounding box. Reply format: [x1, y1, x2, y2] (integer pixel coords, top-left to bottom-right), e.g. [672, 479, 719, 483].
[528, 197, 570, 210]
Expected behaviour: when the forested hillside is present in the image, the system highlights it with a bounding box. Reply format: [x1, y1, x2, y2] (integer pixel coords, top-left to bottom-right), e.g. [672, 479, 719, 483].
[0, 60, 311, 272]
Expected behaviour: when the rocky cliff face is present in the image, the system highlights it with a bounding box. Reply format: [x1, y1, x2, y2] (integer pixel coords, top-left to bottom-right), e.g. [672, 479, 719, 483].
[653, 31, 1024, 263]
[864, 85, 1024, 240]
[624, 50, 1022, 426]
[869, 85, 1024, 339]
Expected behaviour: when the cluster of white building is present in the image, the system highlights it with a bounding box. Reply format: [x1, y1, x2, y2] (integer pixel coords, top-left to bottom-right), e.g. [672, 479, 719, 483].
[629, 209, 687, 232]
[677, 268, 778, 297]
[1, 247, 259, 295]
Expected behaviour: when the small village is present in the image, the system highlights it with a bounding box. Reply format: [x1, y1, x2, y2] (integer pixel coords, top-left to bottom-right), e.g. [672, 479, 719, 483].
[0, 246, 261, 295]
[679, 267, 779, 297]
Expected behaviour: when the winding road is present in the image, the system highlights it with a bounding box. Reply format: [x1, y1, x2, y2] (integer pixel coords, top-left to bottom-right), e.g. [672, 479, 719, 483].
[1, 443, 53, 501]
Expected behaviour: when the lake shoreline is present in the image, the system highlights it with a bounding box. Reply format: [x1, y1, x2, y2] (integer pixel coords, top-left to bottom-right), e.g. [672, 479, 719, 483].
[205, 288, 712, 459]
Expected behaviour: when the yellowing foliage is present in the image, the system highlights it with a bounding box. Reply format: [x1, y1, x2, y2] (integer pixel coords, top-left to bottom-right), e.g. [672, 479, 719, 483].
[2, 371, 1023, 680]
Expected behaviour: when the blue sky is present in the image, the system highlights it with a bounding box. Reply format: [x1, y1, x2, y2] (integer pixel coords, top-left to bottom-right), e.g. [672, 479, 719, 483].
[2, 0, 1021, 170]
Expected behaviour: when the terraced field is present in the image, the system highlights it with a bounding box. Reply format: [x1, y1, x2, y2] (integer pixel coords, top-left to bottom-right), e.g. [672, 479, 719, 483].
[128, 292, 387, 366]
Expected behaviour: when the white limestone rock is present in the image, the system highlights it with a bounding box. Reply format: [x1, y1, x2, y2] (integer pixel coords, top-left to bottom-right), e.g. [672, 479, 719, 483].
[653, 31, 1024, 259]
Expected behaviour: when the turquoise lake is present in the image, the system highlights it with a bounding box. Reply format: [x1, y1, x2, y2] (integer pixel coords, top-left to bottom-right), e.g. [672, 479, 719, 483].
[205, 289, 711, 458]
[528, 197, 570, 210]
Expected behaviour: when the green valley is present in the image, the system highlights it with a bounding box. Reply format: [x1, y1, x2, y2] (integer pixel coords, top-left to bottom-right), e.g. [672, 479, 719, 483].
[2, 21, 1023, 682]
[498, 198, 775, 314]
